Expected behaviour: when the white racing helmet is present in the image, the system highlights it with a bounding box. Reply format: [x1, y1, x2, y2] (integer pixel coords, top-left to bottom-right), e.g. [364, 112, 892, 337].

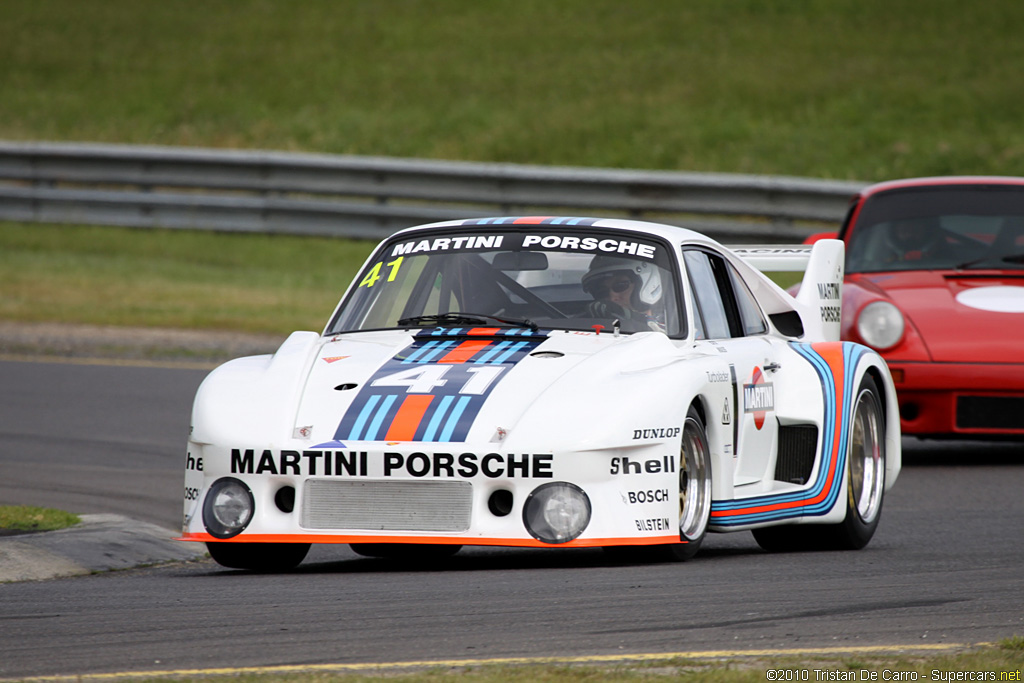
[581, 255, 663, 307]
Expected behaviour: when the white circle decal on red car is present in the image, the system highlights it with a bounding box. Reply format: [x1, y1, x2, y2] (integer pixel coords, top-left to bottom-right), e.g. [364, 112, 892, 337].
[955, 286, 1024, 313]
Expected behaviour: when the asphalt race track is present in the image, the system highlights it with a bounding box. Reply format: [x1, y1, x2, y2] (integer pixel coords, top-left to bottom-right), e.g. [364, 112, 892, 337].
[0, 359, 1022, 679]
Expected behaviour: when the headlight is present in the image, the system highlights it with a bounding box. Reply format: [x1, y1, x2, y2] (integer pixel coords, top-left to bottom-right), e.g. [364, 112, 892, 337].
[856, 301, 904, 350]
[202, 477, 254, 539]
[522, 482, 591, 544]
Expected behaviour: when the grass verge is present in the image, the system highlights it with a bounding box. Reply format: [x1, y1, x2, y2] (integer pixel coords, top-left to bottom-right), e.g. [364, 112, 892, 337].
[0, 221, 376, 335]
[41, 640, 1024, 681]
[0, 505, 79, 533]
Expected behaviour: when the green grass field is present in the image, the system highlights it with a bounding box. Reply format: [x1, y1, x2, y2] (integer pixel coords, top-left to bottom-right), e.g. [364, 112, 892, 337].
[0, 222, 373, 334]
[3, 0, 1024, 179]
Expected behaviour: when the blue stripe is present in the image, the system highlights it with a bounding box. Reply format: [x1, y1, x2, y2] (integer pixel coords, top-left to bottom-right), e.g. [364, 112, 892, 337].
[475, 340, 512, 364]
[363, 395, 397, 440]
[422, 395, 454, 441]
[403, 340, 441, 363]
[345, 395, 381, 441]
[438, 396, 472, 441]
[492, 340, 531, 364]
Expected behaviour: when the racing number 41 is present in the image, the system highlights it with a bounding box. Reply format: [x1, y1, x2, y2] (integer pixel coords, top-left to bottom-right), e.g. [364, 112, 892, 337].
[371, 365, 505, 395]
[359, 256, 404, 288]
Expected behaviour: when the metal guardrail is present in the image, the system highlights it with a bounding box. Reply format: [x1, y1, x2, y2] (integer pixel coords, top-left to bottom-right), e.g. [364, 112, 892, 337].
[0, 141, 866, 242]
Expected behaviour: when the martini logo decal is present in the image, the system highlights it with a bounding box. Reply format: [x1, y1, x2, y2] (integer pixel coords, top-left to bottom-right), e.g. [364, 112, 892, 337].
[742, 367, 774, 430]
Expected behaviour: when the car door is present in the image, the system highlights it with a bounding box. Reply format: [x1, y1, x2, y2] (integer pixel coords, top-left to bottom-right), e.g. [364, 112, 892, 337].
[683, 248, 780, 486]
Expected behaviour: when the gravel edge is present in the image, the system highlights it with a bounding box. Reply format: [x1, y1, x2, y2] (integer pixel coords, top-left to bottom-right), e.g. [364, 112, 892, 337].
[0, 321, 287, 366]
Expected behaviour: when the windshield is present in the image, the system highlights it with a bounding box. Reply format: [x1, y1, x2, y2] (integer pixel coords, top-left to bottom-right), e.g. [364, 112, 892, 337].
[845, 185, 1024, 273]
[328, 227, 684, 337]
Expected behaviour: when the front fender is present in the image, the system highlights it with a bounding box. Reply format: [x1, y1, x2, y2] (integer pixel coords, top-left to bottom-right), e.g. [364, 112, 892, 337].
[504, 333, 699, 454]
[190, 331, 321, 447]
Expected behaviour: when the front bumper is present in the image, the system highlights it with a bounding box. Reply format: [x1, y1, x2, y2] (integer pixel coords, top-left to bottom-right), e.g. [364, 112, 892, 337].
[180, 444, 684, 548]
[888, 361, 1024, 438]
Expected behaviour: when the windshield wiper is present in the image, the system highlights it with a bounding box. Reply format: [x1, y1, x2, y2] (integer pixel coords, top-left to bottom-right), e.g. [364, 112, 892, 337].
[955, 252, 1024, 270]
[397, 312, 539, 332]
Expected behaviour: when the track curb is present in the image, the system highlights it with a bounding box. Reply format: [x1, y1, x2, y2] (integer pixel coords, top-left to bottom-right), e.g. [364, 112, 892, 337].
[0, 513, 206, 583]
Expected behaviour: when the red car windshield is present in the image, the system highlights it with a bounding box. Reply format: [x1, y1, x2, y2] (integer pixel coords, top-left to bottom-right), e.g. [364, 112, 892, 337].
[844, 185, 1024, 273]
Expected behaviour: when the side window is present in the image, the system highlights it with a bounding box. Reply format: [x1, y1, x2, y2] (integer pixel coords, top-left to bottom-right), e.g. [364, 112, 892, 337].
[684, 249, 766, 339]
[728, 266, 768, 335]
[683, 251, 730, 339]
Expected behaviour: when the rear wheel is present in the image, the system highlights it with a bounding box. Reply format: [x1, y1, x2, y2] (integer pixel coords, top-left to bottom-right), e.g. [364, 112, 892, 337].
[753, 375, 886, 552]
[830, 374, 886, 548]
[206, 542, 310, 571]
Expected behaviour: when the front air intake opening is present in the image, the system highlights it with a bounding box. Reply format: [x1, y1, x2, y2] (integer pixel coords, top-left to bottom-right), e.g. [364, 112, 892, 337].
[488, 489, 514, 517]
[275, 486, 296, 513]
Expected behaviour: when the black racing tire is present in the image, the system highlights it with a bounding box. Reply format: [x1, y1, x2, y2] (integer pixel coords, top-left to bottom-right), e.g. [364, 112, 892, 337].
[206, 541, 311, 571]
[349, 543, 462, 559]
[753, 375, 887, 552]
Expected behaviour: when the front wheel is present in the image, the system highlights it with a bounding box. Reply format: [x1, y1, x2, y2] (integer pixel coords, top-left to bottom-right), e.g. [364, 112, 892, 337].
[753, 375, 886, 552]
[206, 542, 310, 571]
[655, 405, 712, 561]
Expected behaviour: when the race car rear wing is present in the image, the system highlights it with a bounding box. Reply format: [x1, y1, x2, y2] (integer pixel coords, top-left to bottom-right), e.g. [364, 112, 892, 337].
[731, 241, 844, 342]
[728, 245, 815, 272]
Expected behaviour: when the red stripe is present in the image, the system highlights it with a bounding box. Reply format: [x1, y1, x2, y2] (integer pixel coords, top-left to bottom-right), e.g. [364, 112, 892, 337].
[512, 216, 553, 224]
[439, 339, 490, 363]
[384, 394, 433, 441]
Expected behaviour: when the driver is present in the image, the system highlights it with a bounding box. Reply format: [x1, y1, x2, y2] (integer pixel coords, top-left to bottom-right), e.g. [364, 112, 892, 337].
[581, 255, 665, 332]
[883, 217, 946, 264]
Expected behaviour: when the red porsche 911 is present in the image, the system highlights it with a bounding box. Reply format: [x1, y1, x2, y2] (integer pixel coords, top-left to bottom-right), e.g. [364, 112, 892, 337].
[815, 176, 1024, 440]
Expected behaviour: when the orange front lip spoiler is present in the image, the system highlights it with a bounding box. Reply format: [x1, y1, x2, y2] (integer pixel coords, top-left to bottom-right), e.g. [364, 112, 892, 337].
[177, 531, 682, 548]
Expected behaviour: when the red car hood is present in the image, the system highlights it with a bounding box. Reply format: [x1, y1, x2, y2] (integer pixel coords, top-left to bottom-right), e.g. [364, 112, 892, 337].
[852, 271, 1024, 362]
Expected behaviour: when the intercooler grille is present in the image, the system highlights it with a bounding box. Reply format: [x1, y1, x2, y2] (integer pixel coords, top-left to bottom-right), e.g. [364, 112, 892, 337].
[301, 480, 472, 531]
[956, 396, 1024, 430]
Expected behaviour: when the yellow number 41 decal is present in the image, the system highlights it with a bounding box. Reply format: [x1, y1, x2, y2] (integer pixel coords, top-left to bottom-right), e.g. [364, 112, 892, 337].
[359, 256, 404, 288]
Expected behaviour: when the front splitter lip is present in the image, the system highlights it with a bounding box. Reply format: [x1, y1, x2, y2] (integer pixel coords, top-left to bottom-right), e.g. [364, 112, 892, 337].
[177, 531, 681, 548]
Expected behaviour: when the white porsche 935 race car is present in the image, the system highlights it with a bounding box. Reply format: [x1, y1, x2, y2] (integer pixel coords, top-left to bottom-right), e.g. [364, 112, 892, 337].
[180, 216, 901, 570]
